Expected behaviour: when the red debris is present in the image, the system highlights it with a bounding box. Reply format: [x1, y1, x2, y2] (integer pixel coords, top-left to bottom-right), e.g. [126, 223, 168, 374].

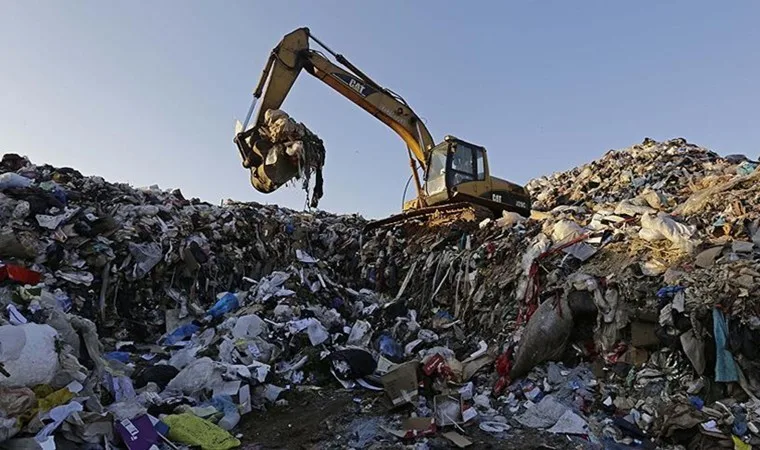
[0, 264, 42, 285]
[423, 354, 455, 381]
[493, 349, 513, 395]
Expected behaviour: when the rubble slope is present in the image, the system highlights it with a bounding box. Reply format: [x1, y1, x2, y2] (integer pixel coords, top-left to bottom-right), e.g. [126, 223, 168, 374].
[2, 138, 760, 449]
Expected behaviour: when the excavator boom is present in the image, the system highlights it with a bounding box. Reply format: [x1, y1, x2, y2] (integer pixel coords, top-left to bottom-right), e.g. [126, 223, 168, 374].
[235, 27, 433, 205]
[235, 27, 532, 227]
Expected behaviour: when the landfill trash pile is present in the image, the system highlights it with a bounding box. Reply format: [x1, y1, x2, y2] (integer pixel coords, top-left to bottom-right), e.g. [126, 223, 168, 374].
[0, 151, 363, 449]
[235, 108, 326, 207]
[358, 138, 760, 448]
[2, 137, 760, 449]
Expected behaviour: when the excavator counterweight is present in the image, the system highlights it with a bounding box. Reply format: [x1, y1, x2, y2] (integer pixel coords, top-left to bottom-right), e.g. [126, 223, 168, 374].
[234, 27, 531, 229]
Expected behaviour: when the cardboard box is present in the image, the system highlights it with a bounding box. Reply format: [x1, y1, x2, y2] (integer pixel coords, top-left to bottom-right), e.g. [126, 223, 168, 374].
[381, 360, 419, 407]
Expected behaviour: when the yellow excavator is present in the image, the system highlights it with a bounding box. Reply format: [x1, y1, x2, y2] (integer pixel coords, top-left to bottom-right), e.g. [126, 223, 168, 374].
[234, 27, 531, 229]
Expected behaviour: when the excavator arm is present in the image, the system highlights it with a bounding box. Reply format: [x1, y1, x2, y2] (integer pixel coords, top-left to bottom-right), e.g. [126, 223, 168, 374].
[234, 27, 435, 204]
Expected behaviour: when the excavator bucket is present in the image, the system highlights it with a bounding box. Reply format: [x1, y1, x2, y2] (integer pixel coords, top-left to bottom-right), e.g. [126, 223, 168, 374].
[234, 120, 296, 194]
[234, 120, 259, 169]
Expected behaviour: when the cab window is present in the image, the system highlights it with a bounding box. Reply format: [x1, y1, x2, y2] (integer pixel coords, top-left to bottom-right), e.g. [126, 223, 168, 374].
[475, 150, 485, 180]
[448, 142, 485, 186]
[424, 145, 448, 196]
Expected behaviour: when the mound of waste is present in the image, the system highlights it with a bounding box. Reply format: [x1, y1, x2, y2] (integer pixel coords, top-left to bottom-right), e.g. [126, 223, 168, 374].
[1, 138, 760, 449]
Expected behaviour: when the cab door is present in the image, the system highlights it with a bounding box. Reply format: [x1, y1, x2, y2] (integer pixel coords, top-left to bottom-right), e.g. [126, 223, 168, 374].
[446, 141, 488, 197]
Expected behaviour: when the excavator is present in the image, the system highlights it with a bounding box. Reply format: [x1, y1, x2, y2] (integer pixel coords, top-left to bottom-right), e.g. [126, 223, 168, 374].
[234, 27, 531, 229]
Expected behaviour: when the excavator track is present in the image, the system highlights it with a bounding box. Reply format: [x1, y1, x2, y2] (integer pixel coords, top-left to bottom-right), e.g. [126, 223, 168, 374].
[363, 202, 493, 234]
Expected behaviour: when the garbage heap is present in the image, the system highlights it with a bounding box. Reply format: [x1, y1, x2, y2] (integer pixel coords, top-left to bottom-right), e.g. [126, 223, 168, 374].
[0, 152, 364, 448]
[359, 138, 760, 448]
[2, 138, 760, 449]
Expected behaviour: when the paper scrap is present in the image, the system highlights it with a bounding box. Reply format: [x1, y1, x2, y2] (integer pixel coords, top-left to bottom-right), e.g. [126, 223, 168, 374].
[443, 431, 472, 448]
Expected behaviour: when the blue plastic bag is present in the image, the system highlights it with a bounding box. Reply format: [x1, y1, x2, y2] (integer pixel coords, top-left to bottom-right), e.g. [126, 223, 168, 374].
[104, 351, 131, 363]
[378, 332, 403, 362]
[206, 293, 240, 319]
[162, 323, 200, 345]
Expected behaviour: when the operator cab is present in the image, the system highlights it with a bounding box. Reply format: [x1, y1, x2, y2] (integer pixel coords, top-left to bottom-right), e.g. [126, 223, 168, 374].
[423, 136, 532, 216]
[424, 136, 487, 198]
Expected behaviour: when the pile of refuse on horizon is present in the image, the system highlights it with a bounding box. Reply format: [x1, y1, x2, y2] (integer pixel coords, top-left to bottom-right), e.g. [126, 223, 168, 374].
[1, 137, 760, 450]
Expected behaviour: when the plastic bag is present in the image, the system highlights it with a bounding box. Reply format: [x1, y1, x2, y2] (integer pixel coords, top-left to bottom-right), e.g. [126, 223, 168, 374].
[206, 293, 240, 319]
[166, 357, 222, 395]
[329, 349, 377, 380]
[209, 395, 240, 431]
[639, 212, 697, 253]
[163, 413, 241, 450]
[0, 387, 36, 417]
[551, 220, 583, 243]
[232, 314, 266, 339]
[516, 395, 568, 429]
[255, 271, 291, 302]
[306, 319, 329, 346]
[169, 346, 200, 369]
[128, 242, 162, 279]
[134, 364, 180, 390]
[0, 324, 59, 388]
[288, 318, 329, 346]
[378, 333, 403, 363]
[161, 323, 200, 345]
[0, 173, 33, 191]
[45, 309, 80, 357]
[346, 320, 372, 347]
[0, 416, 20, 442]
[614, 200, 655, 216]
[521, 234, 552, 273]
[496, 211, 526, 228]
[54, 269, 94, 286]
[510, 296, 573, 379]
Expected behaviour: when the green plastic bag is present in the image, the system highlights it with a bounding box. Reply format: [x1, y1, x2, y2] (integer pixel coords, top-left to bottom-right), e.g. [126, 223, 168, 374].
[163, 413, 240, 450]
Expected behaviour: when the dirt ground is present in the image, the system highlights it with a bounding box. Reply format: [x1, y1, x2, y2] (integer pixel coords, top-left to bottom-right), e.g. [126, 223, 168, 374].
[236, 389, 585, 450]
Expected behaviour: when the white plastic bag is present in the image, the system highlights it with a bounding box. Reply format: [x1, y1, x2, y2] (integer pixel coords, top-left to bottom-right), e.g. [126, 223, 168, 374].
[166, 357, 222, 395]
[551, 220, 583, 243]
[346, 320, 372, 347]
[0, 324, 59, 388]
[232, 314, 267, 340]
[639, 212, 697, 253]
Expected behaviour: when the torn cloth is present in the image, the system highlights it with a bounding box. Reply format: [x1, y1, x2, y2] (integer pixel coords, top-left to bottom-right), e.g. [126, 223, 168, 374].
[713, 308, 738, 382]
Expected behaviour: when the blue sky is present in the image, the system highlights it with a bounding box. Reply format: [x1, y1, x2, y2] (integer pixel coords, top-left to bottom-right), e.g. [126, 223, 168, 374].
[1, 1, 759, 218]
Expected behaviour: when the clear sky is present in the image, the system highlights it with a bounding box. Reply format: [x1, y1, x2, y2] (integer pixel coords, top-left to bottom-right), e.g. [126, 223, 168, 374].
[1, 1, 759, 219]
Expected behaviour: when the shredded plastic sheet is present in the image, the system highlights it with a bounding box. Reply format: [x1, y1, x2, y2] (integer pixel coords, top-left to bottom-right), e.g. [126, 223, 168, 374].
[515, 395, 568, 429]
[546, 409, 589, 435]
